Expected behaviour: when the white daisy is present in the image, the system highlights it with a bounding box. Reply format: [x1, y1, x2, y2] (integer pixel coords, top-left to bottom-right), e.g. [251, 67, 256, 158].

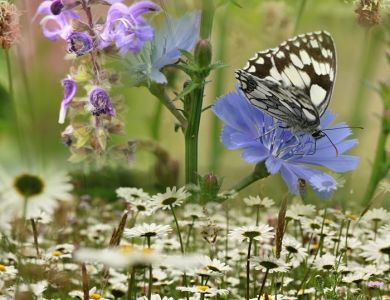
[137, 295, 174, 300]
[152, 186, 190, 210]
[195, 256, 231, 277]
[116, 187, 150, 202]
[362, 208, 390, 224]
[0, 167, 73, 220]
[360, 236, 390, 264]
[281, 236, 308, 267]
[0, 264, 18, 280]
[313, 253, 336, 271]
[251, 256, 290, 273]
[229, 225, 274, 243]
[243, 196, 274, 208]
[123, 223, 172, 239]
[177, 285, 229, 297]
[286, 204, 316, 221]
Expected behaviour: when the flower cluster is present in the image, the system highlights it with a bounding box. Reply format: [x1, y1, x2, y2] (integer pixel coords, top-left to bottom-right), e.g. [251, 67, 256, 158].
[0, 180, 389, 299]
[34, 0, 160, 162]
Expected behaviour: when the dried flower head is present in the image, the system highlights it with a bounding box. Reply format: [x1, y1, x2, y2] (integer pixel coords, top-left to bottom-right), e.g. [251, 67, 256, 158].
[0, 1, 21, 49]
[355, 0, 381, 27]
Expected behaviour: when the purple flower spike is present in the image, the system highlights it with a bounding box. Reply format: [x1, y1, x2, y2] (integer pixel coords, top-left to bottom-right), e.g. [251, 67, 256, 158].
[67, 32, 93, 56]
[99, 1, 160, 55]
[212, 85, 359, 198]
[58, 77, 76, 124]
[50, 0, 64, 15]
[89, 87, 116, 117]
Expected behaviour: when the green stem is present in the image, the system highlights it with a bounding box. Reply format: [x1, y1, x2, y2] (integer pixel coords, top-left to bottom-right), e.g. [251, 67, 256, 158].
[294, 0, 308, 34]
[185, 217, 195, 252]
[225, 202, 230, 262]
[170, 204, 188, 299]
[4, 49, 25, 164]
[147, 237, 152, 300]
[184, 83, 205, 185]
[127, 268, 136, 300]
[230, 162, 270, 193]
[30, 219, 40, 257]
[350, 29, 382, 126]
[209, 7, 228, 172]
[150, 102, 163, 140]
[199, 0, 215, 40]
[246, 238, 253, 300]
[257, 268, 270, 300]
[362, 117, 389, 204]
[149, 83, 187, 130]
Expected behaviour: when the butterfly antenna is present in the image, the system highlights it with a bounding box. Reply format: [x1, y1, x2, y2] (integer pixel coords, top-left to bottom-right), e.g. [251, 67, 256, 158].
[322, 126, 364, 131]
[321, 131, 339, 156]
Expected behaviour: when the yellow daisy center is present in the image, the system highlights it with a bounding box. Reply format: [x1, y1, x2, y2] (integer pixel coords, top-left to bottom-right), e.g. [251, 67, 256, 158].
[119, 245, 133, 254]
[196, 285, 209, 292]
[0, 264, 6, 272]
[90, 293, 101, 299]
[51, 250, 63, 257]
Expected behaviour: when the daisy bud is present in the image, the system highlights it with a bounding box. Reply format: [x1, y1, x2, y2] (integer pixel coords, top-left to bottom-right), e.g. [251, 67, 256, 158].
[355, 0, 381, 28]
[199, 172, 222, 202]
[67, 31, 93, 56]
[50, 0, 64, 15]
[194, 39, 212, 68]
[0, 1, 21, 49]
[89, 87, 116, 117]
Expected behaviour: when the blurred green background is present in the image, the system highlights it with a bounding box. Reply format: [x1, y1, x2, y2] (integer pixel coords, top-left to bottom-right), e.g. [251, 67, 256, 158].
[0, 0, 389, 205]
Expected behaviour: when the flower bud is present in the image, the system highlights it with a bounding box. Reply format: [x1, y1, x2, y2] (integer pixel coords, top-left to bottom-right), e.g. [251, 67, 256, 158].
[194, 39, 212, 68]
[199, 172, 222, 202]
[355, 0, 381, 28]
[67, 31, 93, 56]
[89, 87, 116, 117]
[50, 0, 64, 15]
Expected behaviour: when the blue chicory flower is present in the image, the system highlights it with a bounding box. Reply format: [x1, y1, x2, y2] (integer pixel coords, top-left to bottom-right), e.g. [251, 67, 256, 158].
[212, 86, 359, 198]
[67, 31, 93, 56]
[89, 87, 116, 117]
[99, 1, 160, 55]
[34, 0, 79, 41]
[125, 12, 200, 84]
[58, 76, 76, 124]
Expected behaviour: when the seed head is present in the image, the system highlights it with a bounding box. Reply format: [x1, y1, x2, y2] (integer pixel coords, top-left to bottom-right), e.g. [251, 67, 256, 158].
[0, 1, 21, 49]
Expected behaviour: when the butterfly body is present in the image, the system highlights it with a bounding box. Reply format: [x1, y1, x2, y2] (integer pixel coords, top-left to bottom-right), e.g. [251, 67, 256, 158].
[235, 31, 336, 139]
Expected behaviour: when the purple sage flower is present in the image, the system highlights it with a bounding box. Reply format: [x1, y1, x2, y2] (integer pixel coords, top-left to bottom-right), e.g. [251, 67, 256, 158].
[67, 31, 93, 56]
[99, 1, 160, 55]
[212, 86, 359, 198]
[58, 76, 76, 124]
[89, 87, 116, 117]
[34, 0, 79, 41]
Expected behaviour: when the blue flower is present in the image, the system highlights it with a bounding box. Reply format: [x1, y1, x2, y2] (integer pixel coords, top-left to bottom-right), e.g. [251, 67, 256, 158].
[99, 1, 160, 55]
[125, 12, 200, 85]
[212, 86, 359, 198]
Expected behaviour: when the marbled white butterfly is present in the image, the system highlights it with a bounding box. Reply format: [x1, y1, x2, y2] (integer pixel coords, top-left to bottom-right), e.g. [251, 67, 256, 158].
[235, 31, 336, 140]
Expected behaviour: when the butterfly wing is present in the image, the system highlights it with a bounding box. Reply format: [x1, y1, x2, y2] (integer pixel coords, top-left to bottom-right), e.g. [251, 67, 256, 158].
[235, 69, 320, 130]
[236, 31, 336, 119]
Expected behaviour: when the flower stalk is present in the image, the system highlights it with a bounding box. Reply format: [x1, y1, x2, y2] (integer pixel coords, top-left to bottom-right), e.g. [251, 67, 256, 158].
[363, 83, 390, 204]
[231, 162, 270, 193]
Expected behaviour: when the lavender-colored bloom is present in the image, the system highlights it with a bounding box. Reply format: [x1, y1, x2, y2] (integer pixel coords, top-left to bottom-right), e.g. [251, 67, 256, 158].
[125, 12, 200, 84]
[99, 1, 160, 55]
[367, 281, 384, 288]
[34, 0, 79, 41]
[58, 77, 76, 124]
[67, 31, 93, 56]
[212, 86, 359, 198]
[89, 87, 116, 117]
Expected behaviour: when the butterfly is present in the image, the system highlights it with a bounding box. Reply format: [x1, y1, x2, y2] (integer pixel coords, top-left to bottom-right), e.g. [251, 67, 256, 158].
[235, 31, 336, 140]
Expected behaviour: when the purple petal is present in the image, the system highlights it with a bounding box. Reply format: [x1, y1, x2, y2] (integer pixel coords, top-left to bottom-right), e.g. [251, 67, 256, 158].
[241, 146, 269, 164]
[128, 1, 160, 18]
[265, 157, 283, 174]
